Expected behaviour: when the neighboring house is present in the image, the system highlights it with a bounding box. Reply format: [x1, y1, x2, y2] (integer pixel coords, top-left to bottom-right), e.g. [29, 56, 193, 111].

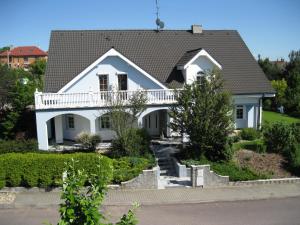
[35, 25, 274, 150]
[0, 46, 47, 69]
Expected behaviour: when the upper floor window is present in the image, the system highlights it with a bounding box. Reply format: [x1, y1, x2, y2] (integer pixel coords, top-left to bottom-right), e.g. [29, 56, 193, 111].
[66, 114, 75, 129]
[236, 105, 244, 119]
[196, 71, 206, 85]
[118, 74, 128, 91]
[99, 74, 108, 91]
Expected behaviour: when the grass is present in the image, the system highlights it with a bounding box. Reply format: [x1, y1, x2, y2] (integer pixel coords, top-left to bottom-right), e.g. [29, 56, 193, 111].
[263, 111, 300, 125]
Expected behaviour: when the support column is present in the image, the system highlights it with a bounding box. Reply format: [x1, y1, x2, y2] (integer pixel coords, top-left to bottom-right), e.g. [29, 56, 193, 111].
[54, 115, 63, 144]
[90, 119, 96, 134]
[36, 114, 48, 150]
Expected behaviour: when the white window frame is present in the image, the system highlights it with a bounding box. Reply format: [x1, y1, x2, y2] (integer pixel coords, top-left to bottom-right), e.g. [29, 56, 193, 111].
[196, 71, 206, 85]
[236, 105, 245, 120]
[66, 114, 75, 129]
[100, 115, 111, 129]
[98, 74, 109, 91]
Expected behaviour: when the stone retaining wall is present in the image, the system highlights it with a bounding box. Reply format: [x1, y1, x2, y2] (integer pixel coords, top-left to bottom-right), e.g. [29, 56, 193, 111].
[121, 166, 160, 189]
[172, 157, 191, 177]
[230, 178, 300, 186]
[191, 165, 229, 187]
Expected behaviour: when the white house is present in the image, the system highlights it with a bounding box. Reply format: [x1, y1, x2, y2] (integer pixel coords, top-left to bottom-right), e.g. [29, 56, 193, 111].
[35, 26, 275, 150]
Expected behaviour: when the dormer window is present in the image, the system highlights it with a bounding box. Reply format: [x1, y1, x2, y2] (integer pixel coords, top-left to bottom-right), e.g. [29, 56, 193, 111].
[196, 71, 206, 85]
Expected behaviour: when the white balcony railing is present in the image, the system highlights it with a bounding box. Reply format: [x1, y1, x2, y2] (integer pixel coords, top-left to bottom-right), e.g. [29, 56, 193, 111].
[35, 89, 178, 110]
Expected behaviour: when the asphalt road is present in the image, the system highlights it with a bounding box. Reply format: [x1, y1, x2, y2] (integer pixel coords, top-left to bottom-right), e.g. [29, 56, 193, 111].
[1, 197, 300, 225]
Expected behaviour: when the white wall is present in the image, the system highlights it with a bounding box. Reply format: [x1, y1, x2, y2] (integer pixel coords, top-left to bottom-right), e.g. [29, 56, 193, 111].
[233, 96, 261, 129]
[185, 56, 215, 84]
[65, 56, 162, 93]
[62, 114, 90, 140]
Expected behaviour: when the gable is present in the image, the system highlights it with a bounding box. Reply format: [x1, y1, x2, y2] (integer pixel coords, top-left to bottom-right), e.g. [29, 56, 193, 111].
[45, 30, 274, 94]
[61, 49, 166, 93]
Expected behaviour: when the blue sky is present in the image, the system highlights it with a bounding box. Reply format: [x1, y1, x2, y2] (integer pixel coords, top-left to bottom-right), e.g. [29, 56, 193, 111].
[1, 0, 299, 60]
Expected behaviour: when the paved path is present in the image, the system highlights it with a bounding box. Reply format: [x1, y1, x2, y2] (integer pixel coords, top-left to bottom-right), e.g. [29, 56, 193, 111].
[1, 197, 300, 225]
[1, 183, 300, 208]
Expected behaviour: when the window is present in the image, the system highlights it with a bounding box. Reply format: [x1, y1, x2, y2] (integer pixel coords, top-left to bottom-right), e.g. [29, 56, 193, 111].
[118, 74, 128, 90]
[66, 115, 75, 129]
[236, 105, 244, 119]
[100, 115, 111, 129]
[99, 74, 108, 91]
[24, 57, 28, 63]
[196, 71, 206, 85]
[148, 115, 151, 128]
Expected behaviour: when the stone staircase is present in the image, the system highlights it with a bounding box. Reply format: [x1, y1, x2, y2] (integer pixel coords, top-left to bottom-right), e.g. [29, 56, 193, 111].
[151, 141, 191, 188]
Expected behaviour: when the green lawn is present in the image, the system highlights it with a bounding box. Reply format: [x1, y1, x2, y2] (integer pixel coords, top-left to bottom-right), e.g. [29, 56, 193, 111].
[263, 110, 300, 124]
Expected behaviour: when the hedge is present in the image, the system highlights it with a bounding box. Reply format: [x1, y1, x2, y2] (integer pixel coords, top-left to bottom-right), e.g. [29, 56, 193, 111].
[0, 139, 39, 154]
[0, 153, 153, 188]
[113, 157, 154, 183]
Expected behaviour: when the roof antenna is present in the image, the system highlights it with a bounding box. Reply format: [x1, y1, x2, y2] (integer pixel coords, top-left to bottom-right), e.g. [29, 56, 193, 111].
[155, 0, 164, 31]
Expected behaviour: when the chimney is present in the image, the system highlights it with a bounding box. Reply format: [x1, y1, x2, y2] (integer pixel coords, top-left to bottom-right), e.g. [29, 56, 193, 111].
[191, 25, 203, 34]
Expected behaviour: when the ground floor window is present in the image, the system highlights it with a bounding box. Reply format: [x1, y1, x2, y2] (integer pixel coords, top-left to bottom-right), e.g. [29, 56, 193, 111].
[236, 105, 244, 119]
[100, 115, 111, 129]
[66, 114, 75, 129]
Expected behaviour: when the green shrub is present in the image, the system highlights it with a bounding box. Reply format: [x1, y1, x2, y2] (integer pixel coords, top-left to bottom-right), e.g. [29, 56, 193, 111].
[263, 122, 296, 153]
[0, 153, 113, 188]
[263, 99, 273, 111]
[75, 132, 101, 151]
[111, 128, 151, 157]
[228, 135, 241, 143]
[182, 158, 269, 181]
[0, 164, 4, 189]
[0, 139, 38, 154]
[240, 128, 260, 140]
[112, 157, 154, 183]
[240, 140, 266, 153]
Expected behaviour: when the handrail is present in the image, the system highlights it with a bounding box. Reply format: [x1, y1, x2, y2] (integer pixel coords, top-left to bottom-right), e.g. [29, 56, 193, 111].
[35, 89, 178, 110]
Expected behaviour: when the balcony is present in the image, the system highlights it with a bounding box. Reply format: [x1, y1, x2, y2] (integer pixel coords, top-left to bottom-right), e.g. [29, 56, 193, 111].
[35, 89, 178, 110]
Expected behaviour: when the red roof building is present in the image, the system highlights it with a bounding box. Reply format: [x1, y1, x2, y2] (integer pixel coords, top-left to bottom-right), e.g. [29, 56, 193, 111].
[0, 46, 47, 69]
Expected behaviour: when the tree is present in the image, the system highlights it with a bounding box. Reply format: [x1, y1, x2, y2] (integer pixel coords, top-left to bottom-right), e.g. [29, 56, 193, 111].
[50, 158, 138, 225]
[169, 68, 234, 161]
[258, 56, 283, 80]
[105, 90, 149, 157]
[0, 66, 37, 139]
[0, 46, 10, 53]
[271, 79, 287, 107]
[284, 50, 300, 116]
[29, 58, 47, 90]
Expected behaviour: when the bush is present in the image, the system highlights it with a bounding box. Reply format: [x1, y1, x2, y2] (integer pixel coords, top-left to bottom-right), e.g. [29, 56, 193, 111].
[0, 139, 38, 154]
[263, 122, 296, 154]
[240, 128, 260, 141]
[263, 99, 273, 111]
[240, 140, 266, 153]
[75, 132, 101, 151]
[285, 144, 300, 176]
[182, 158, 269, 181]
[228, 135, 241, 143]
[111, 128, 151, 157]
[0, 153, 113, 188]
[112, 157, 154, 183]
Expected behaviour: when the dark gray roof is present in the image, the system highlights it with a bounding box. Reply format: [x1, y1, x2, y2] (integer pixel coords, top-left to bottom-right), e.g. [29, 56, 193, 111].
[176, 48, 202, 67]
[45, 29, 274, 94]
